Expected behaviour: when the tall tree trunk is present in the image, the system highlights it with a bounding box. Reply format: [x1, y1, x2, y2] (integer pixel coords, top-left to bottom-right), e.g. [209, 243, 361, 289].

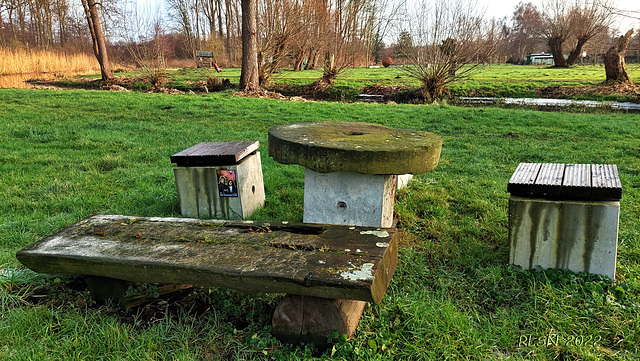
[293, 48, 306, 71]
[240, 0, 259, 91]
[224, 0, 233, 64]
[216, 0, 223, 38]
[195, 0, 202, 50]
[604, 29, 634, 85]
[81, 0, 112, 80]
[548, 37, 567, 67]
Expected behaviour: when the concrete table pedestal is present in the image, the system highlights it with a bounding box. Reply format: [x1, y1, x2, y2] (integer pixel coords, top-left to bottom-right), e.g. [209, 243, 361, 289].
[509, 196, 620, 278]
[268, 121, 442, 345]
[303, 169, 397, 228]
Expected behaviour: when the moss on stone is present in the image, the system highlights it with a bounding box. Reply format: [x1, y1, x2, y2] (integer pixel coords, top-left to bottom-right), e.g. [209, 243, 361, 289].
[268, 122, 442, 174]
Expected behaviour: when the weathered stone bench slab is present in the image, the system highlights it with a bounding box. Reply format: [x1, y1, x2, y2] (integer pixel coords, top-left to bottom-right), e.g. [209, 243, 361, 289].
[507, 163, 621, 278]
[16, 214, 398, 304]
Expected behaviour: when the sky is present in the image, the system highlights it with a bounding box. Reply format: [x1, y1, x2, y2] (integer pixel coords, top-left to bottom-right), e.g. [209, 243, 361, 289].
[138, 0, 639, 34]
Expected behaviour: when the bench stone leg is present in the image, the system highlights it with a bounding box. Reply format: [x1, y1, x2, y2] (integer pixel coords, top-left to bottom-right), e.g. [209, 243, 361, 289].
[272, 295, 367, 348]
[84, 276, 132, 307]
[509, 196, 620, 278]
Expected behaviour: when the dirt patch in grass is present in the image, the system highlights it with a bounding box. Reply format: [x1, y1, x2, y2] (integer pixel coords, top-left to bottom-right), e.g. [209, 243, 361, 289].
[233, 89, 308, 101]
[537, 83, 640, 102]
[360, 84, 407, 96]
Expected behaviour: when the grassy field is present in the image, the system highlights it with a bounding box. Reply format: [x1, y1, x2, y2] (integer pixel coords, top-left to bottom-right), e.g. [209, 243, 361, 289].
[1, 88, 639, 360]
[43, 63, 640, 103]
[164, 64, 640, 102]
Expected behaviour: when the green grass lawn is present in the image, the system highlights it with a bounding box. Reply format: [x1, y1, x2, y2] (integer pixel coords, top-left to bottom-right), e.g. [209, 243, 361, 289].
[1, 88, 639, 360]
[74, 63, 640, 103]
[166, 63, 640, 101]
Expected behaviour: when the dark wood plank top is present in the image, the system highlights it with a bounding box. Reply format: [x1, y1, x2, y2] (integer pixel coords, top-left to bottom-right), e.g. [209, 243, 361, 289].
[170, 141, 259, 166]
[533, 163, 564, 198]
[561, 163, 591, 199]
[506, 163, 541, 196]
[17, 215, 398, 304]
[592, 164, 622, 201]
[507, 163, 621, 201]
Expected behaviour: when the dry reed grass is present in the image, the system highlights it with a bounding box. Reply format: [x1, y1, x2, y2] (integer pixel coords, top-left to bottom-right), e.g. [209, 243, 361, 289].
[0, 47, 100, 76]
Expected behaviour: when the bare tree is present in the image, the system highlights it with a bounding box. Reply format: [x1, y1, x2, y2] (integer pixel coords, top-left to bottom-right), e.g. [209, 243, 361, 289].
[166, 0, 197, 58]
[538, 0, 613, 67]
[507, 2, 544, 64]
[81, 0, 112, 80]
[256, 0, 301, 85]
[604, 29, 633, 84]
[400, 0, 489, 100]
[239, 0, 258, 91]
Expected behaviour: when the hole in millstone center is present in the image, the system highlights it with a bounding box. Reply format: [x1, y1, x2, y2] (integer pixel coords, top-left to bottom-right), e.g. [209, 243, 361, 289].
[252, 185, 256, 194]
[337, 201, 347, 209]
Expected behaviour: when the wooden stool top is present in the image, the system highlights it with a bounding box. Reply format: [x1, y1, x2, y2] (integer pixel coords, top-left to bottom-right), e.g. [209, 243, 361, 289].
[507, 163, 621, 201]
[171, 141, 259, 167]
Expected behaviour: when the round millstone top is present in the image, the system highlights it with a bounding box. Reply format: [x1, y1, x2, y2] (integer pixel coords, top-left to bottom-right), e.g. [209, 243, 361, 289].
[268, 121, 443, 174]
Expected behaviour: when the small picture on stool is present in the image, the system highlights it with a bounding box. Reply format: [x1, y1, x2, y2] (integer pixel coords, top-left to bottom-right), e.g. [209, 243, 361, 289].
[217, 170, 238, 197]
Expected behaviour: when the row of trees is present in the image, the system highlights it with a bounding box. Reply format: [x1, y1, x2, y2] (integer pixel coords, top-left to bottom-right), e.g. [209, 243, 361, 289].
[1, 0, 638, 91]
[0, 0, 95, 49]
[165, 0, 403, 85]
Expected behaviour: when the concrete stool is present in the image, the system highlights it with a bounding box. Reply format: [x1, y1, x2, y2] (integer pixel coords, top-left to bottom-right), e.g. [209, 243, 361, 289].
[268, 121, 443, 228]
[507, 163, 622, 278]
[170, 141, 265, 219]
[268, 121, 442, 344]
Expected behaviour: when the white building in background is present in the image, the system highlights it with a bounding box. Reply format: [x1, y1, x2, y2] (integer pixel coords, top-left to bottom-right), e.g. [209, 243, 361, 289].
[528, 53, 555, 65]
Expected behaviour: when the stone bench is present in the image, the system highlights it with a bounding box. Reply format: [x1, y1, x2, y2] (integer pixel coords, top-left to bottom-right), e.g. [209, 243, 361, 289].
[507, 163, 622, 278]
[17, 214, 398, 346]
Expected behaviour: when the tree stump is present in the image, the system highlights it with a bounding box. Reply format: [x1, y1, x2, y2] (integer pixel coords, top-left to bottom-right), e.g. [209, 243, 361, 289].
[604, 29, 634, 85]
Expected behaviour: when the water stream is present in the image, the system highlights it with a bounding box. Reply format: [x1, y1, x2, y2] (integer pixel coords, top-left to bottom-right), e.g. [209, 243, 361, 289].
[457, 97, 640, 111]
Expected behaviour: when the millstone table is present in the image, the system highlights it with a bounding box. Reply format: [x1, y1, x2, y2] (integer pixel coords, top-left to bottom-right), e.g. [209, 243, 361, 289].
[268, 121, 443, 228]
[268, 121, 442, 343]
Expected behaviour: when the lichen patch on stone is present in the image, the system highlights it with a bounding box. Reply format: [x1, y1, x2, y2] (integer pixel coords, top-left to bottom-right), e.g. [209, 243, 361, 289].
[360, 230, 389, 238]
[340, 262, 375, 281]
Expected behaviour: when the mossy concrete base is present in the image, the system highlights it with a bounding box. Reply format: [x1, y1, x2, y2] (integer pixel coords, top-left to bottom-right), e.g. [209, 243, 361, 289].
[269, 122, 442, 174]
[303, 169, 396, 228]
[173, 152, 265, 219]
[509, 196, 619, 278]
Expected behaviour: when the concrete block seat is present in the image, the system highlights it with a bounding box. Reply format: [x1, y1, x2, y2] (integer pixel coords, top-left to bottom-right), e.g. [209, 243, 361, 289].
[507, 163, 622, 278]
[170, 141, 265, 220]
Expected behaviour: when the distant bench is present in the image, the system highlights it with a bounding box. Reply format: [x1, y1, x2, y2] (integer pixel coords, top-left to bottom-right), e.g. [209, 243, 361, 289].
[507, 163, 622, 278]
[17, 214, 398, 346]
